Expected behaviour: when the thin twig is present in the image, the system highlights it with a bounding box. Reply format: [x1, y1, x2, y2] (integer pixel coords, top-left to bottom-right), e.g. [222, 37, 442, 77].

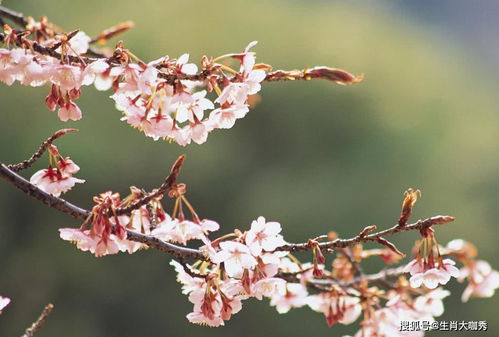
[21, 303, 54, 337]
[7, 129, 78, 172]
[115, 155, 185, 215]
[277, 216, 455, 253]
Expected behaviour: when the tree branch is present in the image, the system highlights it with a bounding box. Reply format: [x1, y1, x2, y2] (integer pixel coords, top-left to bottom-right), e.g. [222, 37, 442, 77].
[0, 6, 28, 27]
[7, 129, 78, 172]
[21, 303, 54, 337]
[277, 215, 454, 253]
[0, 162, 205, 260]
[0, 6, 362, 86]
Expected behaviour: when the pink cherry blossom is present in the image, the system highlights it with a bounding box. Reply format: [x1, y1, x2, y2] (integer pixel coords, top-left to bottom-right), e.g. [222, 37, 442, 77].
[403, 258, 425, 275]
[245, 216, 286, 256]
[175, 90, 214, 124]
[54, 31, 91, 55]
[151, 216, 214, 245]
[30, 168, 85, 197]
[212, 241, 257, 278]
[409, 268, 449, 289]
[58, 101, 82, 121]
[50, 64, 83, 91]
[460, 260, 499, 302]
[137, 65, 159, 94]
[183, 122, 210, 145]
[176, 54, 198, 75]
[59, 228, 99, 253]
[405, 258, 460, 289]
[143, 113, 174, 139]
[251, 277, 286, 300]
[208, 104, 249, 129]
[413, 288, 450, 317]
[57, 157, 81, 177]
[82, 59, 113, 91]
[215, 82, 249, 106]
[187, 287, 224, 327]
[307, 293, 362, 327]
[270, 283, 308, 313]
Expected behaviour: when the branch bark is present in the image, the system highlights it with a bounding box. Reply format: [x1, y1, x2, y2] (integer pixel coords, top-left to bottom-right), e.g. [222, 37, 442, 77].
[21, 303, 54, 337]
[0, 163, 205, 260]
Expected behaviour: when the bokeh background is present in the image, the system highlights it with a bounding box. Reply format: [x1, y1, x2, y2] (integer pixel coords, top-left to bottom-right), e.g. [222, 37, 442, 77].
[1, 0, 498, 336]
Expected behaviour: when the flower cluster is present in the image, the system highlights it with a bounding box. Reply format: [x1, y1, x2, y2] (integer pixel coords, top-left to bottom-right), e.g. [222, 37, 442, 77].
[30, 145, 84, 196]
[171, 216, 295, 326]
[1, 16, 361, 147]
[109, 41, 265, 145]
[443, 239, 499, 303]
[349, 288, 450, 337]
[0, 21, 266, 146]
[51, 177, 499, 333]
[59, 184, 220, 257]
[0, 26, 92, 121]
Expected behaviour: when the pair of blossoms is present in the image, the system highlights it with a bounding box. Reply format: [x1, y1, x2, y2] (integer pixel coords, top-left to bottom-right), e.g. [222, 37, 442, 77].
[0, 27, 266, 146]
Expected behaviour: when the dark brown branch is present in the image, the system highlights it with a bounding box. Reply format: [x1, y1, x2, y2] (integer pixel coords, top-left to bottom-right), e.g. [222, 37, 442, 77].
[1, 163, 90, 219]
[313, 266, 406, 288]
[0, 6, 28, 27]
[21, 303, 54, 337]
[0, 162, 205, 260]
[1, 7, 362, 87]
[277, 266, 405, 289]
[7, 129, 78, 172]
[278, 216, 455, 253]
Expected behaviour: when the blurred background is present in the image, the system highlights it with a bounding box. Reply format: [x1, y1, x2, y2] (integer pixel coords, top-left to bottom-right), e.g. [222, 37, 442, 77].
[1, 0, 498, 336]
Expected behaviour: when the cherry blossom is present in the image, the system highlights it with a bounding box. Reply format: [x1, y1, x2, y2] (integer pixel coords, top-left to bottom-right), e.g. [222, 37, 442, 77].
[459, 260, 499, 302]
[270, 283, 308, 313]
[30, 167, 85, 197]
[59, 228, 99, 253]
[251, 277, 286, 300]
[413, 288, 450, 317]
[151, 216, 217, 245]
[245, 216, 286, 256]
[405, 258, 460, 289]
[307, 293, 362, 327]
[58, 101, 83, 121]
[212, 241, 257, 278]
